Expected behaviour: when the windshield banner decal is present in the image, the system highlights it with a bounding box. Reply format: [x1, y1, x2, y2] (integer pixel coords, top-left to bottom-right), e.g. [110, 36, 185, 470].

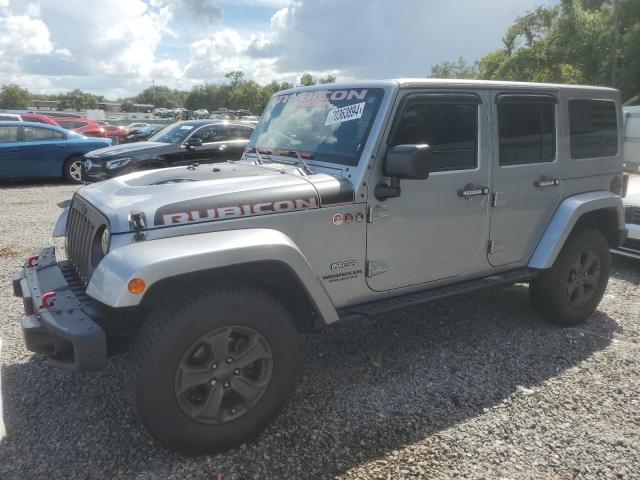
[275, 89, 368, 108]
[325, 102, 366, 126]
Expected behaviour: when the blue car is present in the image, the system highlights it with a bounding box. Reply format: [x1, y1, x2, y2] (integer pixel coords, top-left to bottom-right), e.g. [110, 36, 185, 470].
[0, 121, 111, 183]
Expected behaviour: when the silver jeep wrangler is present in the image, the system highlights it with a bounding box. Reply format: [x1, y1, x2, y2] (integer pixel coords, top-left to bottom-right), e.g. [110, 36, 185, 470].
[13, 79, 628, 453]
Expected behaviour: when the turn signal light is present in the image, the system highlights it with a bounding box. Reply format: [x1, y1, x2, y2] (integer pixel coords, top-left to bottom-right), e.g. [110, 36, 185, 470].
[128, 278, 146, 295]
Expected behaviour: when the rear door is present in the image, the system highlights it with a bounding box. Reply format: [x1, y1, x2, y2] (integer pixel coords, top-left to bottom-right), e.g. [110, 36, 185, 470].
[488, 92, 562, 267]
[19, 125, 68, 177]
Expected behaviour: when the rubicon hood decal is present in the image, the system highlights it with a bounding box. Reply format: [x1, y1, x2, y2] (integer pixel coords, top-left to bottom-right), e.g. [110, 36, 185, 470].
[154, 183, 319, 226]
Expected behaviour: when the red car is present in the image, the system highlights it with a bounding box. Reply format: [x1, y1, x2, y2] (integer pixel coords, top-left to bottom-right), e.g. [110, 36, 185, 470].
[99, 123, 129, 142]
[19, 113, 60, 126]
[55, 117, 106, 138]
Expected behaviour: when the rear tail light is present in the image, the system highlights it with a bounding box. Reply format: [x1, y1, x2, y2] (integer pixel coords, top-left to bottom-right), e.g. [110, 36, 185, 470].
[27, 255, 39, 267]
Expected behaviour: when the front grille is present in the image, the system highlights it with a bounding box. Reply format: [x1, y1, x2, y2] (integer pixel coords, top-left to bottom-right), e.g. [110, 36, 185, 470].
[626, 206, 640, 225]
[66, 196, 108, 285]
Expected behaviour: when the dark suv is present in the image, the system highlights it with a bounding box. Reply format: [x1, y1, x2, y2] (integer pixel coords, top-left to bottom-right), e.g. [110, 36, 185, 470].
[81, 120, 254, 181]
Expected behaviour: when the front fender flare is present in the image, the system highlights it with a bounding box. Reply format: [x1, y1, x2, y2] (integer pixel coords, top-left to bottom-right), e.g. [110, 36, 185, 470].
[87, 228, 338, 323]
[529, 191, 625, 270]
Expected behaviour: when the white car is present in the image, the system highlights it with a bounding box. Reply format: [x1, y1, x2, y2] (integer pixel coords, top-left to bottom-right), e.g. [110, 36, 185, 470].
[0, 113, 22, 121]
[612, 174, 640, 260]
[127, 122, 149, 129]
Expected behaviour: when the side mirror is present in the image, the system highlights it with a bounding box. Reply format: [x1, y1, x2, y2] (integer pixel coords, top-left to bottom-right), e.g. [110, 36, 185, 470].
[186, 138, 203, 149]
[375, 144, 432, 200]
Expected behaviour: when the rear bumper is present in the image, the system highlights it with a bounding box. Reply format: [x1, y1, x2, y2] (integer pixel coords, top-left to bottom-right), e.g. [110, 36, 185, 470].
[13, 247, 107, 371]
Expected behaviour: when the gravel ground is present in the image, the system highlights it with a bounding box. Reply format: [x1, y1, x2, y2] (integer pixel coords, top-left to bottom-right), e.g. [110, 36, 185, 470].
[0, 182, 639, 480]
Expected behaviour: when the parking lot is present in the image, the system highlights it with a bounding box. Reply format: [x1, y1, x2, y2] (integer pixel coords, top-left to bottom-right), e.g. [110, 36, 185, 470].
[0, 182, 639, 479]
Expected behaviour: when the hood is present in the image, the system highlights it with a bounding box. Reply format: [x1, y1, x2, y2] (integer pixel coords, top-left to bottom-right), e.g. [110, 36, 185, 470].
[76, 161, 354, 233]
[84, 141, 169, 159]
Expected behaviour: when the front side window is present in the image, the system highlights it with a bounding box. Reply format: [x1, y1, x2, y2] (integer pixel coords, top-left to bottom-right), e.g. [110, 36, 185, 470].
[569, 99, 618, 159]
[498, 102, 555, 166]
[23, 126, 58, 141]
[251, 88, 385, 166]
[0, 126, 19, 143]
[192, 125, 225, 143]
[390, 99, 478, 172]
[229, 126, 253, 140]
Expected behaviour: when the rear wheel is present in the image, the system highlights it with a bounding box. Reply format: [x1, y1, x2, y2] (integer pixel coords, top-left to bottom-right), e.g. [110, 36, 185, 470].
[529, 227, 610, 325]
[128, 284, 300, 454]
[63, 156, 83, 183]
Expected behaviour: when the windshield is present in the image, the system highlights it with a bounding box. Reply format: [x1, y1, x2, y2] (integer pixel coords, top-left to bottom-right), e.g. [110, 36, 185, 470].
[148, 123, 196, 144]
[250, 88, 384, 166]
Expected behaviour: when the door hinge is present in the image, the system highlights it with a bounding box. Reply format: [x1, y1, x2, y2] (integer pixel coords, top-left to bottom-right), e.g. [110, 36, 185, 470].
[367, 205, 389, 223]
[492, 192, 505, 208]
[488, 240, 496, 255]
[366, 261, 387, 277]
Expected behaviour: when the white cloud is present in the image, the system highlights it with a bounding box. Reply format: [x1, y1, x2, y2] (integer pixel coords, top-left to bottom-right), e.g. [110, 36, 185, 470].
[0, 0, 561, 97]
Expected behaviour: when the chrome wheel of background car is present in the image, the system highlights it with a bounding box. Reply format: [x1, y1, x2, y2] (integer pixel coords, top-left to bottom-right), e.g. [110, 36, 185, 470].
[174, 325, 273, 425]
[566, 248, 600, 308]
[69, 160, 82, 182]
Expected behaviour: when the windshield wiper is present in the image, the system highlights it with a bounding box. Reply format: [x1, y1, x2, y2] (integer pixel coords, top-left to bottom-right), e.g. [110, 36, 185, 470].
[244, 146, 272, 165]
[275, 149, 314, 175]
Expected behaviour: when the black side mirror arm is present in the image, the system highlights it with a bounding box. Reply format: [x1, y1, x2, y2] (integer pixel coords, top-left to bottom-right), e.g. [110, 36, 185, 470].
[374, 177, 402, 201]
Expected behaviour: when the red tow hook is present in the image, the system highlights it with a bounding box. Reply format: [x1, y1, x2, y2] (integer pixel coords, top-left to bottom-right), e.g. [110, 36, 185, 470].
[27, 255, 39, 267]
[41, 291, 56, 309]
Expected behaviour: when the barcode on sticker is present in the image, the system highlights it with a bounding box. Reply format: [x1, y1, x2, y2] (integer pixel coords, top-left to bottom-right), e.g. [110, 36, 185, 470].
[325, 102, 366, 126]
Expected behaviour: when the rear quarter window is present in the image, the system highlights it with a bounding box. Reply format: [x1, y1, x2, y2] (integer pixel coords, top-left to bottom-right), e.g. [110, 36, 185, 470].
[569, 99, 618, 159]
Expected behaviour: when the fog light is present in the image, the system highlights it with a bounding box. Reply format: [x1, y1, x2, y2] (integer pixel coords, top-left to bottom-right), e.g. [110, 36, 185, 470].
[128, 278, 146, 295]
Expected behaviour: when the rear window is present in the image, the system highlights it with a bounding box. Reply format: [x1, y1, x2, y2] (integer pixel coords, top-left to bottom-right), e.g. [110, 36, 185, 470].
[569, 100, 618, 159]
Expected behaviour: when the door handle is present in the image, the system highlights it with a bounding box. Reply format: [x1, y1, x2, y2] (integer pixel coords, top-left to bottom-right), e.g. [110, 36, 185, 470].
[458, 184, 489, 198]
[535, 175, 560, 188]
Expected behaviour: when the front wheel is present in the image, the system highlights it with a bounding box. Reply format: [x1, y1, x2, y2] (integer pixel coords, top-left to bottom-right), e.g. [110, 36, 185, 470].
[63, 156, 83, 183]
[529, 227, 610, 326]
[128, 285, 300, 454]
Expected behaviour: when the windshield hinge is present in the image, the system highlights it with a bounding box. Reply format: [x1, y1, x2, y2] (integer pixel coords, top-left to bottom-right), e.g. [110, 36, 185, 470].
[366, 261, 387, 278]
[367, 205, 389, 223]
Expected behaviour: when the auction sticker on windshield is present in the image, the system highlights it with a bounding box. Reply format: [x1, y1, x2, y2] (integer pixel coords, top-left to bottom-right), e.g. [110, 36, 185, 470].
[325, 102, 366, 126]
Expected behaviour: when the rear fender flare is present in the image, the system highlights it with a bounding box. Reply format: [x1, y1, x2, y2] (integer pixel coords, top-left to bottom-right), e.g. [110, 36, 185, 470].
[529, 191, 625, 270]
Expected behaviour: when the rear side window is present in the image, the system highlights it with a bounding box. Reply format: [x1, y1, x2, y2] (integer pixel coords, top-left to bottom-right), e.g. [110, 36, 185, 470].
[23, 126, 59, 141]
[0, 126, 19, 143]
[498, 102, 555, 166]
[391, 99, 478, 172]
[569, 99, 618, 159]
[229, 126, 253, 140]
[57, 120, 88, 129]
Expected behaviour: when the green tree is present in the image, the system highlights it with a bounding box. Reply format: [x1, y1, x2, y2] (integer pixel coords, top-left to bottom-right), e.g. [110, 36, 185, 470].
[120, 100, 136, 112]
[57, 89, 102, 110]
[318, 74, 336, 84]
[134, 85, 187, 109]
[0, 84, 32, 109]
[430, 57, 479, 79]
[299, 73, 316, 86]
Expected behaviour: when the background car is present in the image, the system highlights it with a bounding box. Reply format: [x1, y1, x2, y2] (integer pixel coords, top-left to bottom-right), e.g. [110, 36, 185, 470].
[122, 123, 163, 143]
[18, 113, 60, 126]
[0, 121, 111, 182]
[0, 113, 22, 121]
[82, 120, 254, 181]
[612, 174, 640, 260]
[127, 122, 149, 129]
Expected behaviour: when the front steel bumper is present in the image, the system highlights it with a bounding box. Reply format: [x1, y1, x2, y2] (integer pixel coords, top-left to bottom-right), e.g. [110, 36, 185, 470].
[12, 247, 107, 371]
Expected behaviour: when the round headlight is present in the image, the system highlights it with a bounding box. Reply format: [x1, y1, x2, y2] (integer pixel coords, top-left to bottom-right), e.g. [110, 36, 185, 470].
[101, 228, 110, 255]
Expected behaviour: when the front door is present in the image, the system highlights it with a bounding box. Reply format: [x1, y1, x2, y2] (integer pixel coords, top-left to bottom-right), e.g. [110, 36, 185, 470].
[366, 90, 492, 292]
[488, 92, 562, 267]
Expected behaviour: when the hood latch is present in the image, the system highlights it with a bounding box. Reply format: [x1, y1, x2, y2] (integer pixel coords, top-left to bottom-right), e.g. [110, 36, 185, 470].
[129, 210, 147, 241]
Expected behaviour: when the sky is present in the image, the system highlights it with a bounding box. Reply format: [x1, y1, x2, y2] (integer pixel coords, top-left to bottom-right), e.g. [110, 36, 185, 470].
[0, 0, 558, 99]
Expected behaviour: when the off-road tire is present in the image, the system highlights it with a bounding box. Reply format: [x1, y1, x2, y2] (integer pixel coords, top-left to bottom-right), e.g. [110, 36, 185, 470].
[128, 284, 300, 454]
[529, 227, 610, 326]
[62, 156, 83, 183]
